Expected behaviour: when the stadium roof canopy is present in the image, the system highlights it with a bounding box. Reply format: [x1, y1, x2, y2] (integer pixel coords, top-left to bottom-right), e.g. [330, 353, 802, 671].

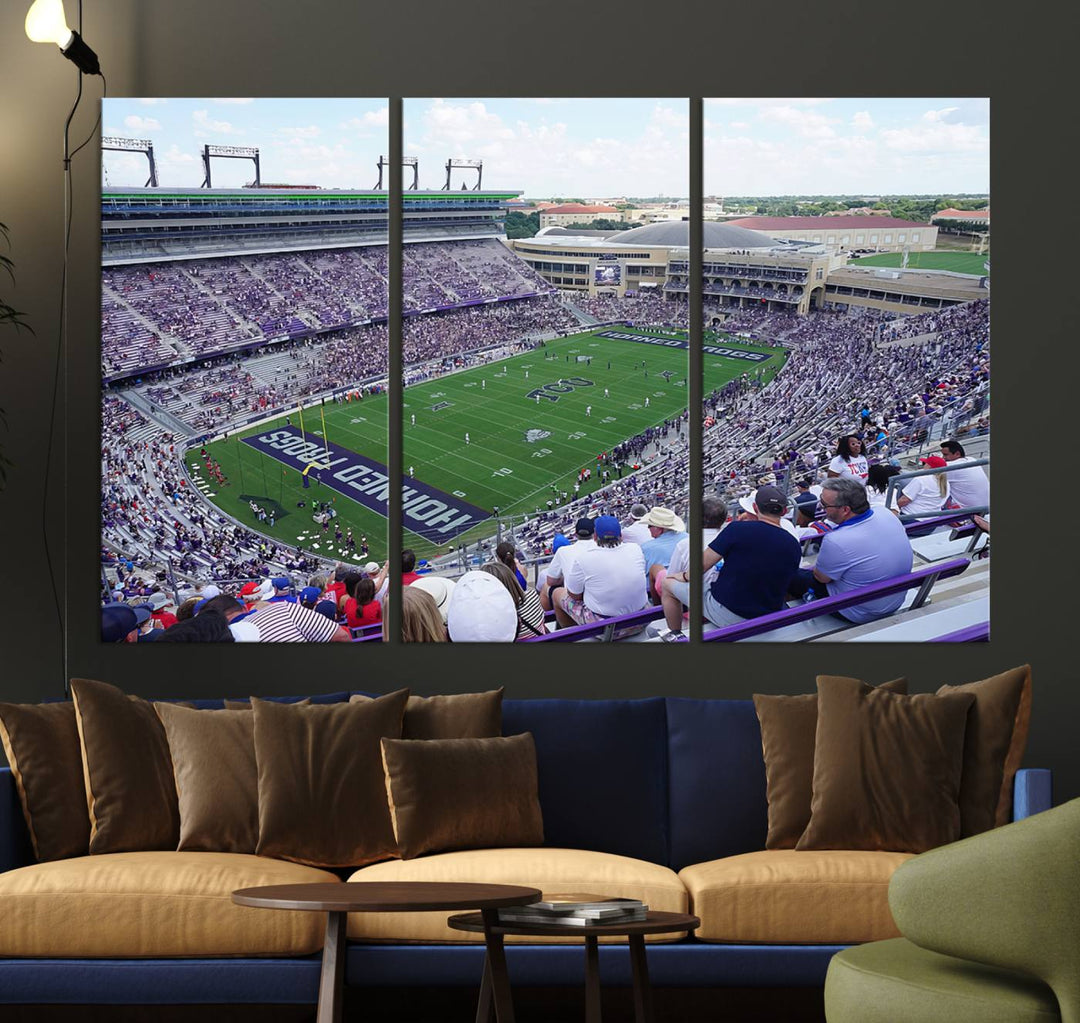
[607, 221, 778, 248]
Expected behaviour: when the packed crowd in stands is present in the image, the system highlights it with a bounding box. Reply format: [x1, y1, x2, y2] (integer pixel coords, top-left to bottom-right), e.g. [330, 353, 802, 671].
[102, 240, 556, 379]
[570, 290, 690, 328]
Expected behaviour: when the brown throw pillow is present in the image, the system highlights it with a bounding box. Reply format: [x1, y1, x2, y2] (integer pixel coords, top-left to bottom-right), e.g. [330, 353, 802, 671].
[155, 704, 260, 854]
[937, 665, 1032, 835]
[350, 689, 503, 739]
[71, 678, 181, 854]
[222, 698, 311, 710]
[797, 676, 974, 854]
[381, 733, 544, 860]
[253, 689, 409, 868]
[0, 702, 89, 861]
[753, 677, 907, 849]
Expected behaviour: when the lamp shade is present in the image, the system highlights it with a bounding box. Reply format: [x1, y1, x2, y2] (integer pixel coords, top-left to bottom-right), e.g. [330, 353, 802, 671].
[25, 0, 73, 47]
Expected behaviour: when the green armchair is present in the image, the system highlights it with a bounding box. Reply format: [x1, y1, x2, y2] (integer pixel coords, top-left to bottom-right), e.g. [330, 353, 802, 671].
[825, 798, 1080, 1023]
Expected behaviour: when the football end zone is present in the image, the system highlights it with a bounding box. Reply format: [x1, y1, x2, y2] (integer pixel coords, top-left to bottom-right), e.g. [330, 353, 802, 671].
[242, 426, 490, 543]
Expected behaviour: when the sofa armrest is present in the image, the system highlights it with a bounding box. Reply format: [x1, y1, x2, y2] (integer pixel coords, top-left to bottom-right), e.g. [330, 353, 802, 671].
[1012, 768, 1051, 820]
[0, 767, 35, 873]
[889, 798, 1080, 1023]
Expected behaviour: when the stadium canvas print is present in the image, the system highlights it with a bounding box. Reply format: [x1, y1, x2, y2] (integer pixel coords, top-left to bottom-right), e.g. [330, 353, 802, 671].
[697, 98, 989, 642]
[101, 98, 390, 643]
[399, 98, 691, 642]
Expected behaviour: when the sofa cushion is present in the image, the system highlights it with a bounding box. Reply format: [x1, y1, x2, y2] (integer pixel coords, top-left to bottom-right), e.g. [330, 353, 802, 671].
[252, 690, 409, 868]
[502, 698, 669, 865]
[937, 665, 1032, 836]
[665, 699, 767, 870]
[155, 704, 260, 854]
[753, 678, 908, 850]
[797, 678, 974, 853]
[825, 938, 1061, 1023]
[71, 679, 181, 854]
[679, 850, 913, 943]
[346, 847, 687, 943]
[381, 734, 543, 859]
[0, 852, 339, 957]
[353, 689, 504, 739]
[0, 701, 88, 862]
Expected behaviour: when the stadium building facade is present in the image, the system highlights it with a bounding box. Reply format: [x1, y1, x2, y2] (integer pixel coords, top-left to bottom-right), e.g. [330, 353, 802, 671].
[722, 216, 938, 254]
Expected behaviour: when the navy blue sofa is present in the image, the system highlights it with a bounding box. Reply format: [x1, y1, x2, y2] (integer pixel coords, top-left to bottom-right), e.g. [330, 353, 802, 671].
[0, 695, 1052, 1007]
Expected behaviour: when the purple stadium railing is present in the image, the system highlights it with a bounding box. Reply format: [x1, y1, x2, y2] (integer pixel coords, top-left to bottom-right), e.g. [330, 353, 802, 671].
[520, 603, 666, 643]
[934, 622, 989, 642]
[703, 556, 971, 642]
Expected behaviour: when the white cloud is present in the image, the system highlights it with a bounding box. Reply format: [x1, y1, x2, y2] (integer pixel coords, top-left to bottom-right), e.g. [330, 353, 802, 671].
[852, 111, 874, 130]
[880, 119, 986, 153]
[923, 106, 960, 122]
[210, 98, 255, 105]
[730, 121, 749, 130]
[137, 98, 167, 105]
[761, 105, 839, 139]
[707, 98, 832, 107]
[124, 115, 161, 131]
[192, 110, 243, 136]
[279, 125, 321, 140]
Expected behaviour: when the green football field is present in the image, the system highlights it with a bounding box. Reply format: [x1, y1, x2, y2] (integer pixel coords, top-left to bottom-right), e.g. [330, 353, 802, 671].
[852, 250, 989, 275]
[197, 327, 786, 562]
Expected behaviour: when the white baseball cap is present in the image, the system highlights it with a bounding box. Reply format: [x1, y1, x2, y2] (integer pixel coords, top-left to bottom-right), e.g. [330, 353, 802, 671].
[446, 571, 517, 643]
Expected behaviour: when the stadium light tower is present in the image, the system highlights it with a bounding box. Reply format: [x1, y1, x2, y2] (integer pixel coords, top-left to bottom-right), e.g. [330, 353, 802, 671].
[102, 136, 159, 187]
[200, 144, 261, 188]
[375, 156, 418, 190]
[442, 158, 483, 190]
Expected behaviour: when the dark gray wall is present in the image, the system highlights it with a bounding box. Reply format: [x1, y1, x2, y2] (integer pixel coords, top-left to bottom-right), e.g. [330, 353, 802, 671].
[1, 1, 1077, 801]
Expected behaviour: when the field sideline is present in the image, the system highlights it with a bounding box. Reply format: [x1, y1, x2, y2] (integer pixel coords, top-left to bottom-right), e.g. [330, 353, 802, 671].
[197, 327, 787, 561]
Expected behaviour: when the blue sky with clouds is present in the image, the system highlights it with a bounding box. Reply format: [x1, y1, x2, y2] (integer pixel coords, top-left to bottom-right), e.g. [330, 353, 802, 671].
[100, 97, 988, 197]
[705, 98, 989, 195]
[101, 98, 387, 189]
[403, 98, 689, 196]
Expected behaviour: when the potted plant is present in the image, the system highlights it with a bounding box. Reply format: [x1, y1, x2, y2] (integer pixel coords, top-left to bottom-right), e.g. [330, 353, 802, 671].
[1, 220, 34, 489]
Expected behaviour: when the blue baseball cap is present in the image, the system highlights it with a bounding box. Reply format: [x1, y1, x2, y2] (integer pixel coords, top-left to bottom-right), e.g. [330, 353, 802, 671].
[551, 533, 571, 552]
[299, 586, 321, 604]
[271, 576, 291, 590]
[594, 515, 622, 540]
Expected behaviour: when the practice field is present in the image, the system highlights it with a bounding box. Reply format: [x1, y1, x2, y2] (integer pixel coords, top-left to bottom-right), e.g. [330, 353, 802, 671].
[197, 327, 787, 562]
[852, 251, 989, 275]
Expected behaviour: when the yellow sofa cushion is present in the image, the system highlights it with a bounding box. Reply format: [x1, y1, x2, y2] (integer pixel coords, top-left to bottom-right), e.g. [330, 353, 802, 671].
[347, 847, 687, 943]
[679, 850, 914, 943]
[0, 852, 340, 957]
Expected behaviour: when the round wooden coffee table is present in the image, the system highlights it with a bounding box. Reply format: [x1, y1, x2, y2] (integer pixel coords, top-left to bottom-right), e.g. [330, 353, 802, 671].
[233, 881, 541, 1023]
[448, 909, 700, 1023]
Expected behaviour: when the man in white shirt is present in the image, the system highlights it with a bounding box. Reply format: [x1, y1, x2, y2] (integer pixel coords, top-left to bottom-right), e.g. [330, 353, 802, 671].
[553, 516, 648, 627]
[539, 517, 596, 611]
[620, 504, 652, 545]
[940, 439, 989, 510]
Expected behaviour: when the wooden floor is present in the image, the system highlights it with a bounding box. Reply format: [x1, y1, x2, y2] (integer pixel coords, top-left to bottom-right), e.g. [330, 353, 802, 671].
[4, 987, 827, 1023]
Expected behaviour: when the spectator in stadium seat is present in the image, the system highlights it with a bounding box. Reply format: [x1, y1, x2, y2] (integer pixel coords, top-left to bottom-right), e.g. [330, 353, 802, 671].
[390, 586, 449, 643]
[481, 562, 546, 640]
[620, 503, 652, 545]
[147, 591, 179, 630]
[344, 576, 382, 630]
[334, 568, 364, 618]
[300, 585, 339, 621]
[654, 497, 729, 640]
[865, 462, 902, 510]
[402, 549, 422, 586]
[446, 570, 518, 643]
[661, 486, 801, 638]
[267, 576, 297, 604]
[827, 434, 869, 481]
[553, 516, 648, 629]
[791, 476, 913, 624]
[156, 610, 234, 643]
[495, 540, 528, 590]
[895, 456, 952, 532]
[540, 517, 596, 612]
[246, 597, 352, 642]
[640, 506, 689, 596]
[410, 575, 456, 624]
[939, 439, 990, 510]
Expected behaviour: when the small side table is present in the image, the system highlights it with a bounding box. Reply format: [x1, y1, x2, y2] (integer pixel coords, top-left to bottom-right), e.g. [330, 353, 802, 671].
[448, 909, 700, 1023]
[233, 881, 540, 1023]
